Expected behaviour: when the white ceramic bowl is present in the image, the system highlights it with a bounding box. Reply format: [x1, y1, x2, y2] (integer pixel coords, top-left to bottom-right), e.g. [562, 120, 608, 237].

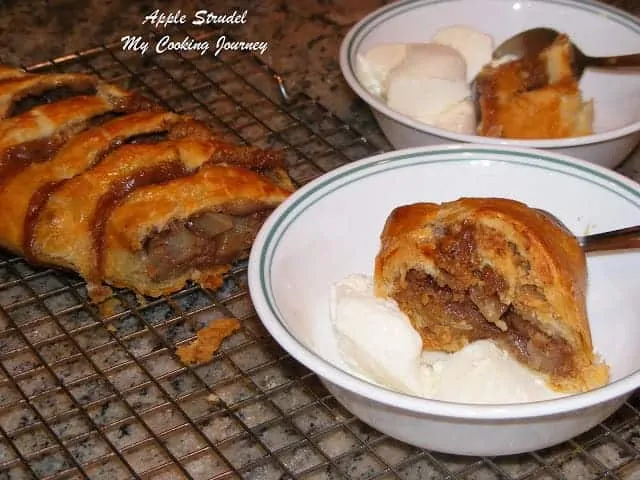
[339, 0, 640, 169]
[248, 145, 640, 456]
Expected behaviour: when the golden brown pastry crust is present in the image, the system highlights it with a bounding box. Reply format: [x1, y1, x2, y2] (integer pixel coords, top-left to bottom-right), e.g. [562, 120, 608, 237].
[374, 198, 609, 393]
[0, 73, 97, 118]
[106, 164, 293, 253]
[0, 65, 294, 301]
[102, 164, 291, 297]
[32, 139, 215, 275]
[0, 96, 113, 149]
[0, 111, 182, 254]
[0, 66, 28, 81]
[0, 76, 133, 150]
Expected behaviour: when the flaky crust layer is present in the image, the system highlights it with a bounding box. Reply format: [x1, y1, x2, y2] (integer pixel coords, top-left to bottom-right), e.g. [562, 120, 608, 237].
[374, 198, 608, 393]
[103, 164, 291, 297]
[32, 139, 216, 277]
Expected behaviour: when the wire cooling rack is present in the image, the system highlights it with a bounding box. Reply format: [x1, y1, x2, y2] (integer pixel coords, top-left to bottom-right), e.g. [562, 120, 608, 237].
[1, 29, 640, 480]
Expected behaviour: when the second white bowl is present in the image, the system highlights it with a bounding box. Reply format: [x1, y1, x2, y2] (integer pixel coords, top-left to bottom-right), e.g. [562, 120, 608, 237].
[339, 0, 640, 168]
[249, 144, 640, 456]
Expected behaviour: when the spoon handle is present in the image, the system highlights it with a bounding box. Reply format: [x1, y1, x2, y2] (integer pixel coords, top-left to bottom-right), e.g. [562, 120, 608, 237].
[580, 225, 640, 252]
[586, 53, 640, 69]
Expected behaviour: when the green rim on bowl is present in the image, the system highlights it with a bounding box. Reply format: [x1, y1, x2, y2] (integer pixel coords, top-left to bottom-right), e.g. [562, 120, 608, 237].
[249, 145, 640, 419]
[347, 0, 640, 64]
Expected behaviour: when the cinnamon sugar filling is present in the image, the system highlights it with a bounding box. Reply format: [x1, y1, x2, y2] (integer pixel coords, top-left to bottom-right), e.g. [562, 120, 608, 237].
[391, 222, 575, 378]
[144, 207, 271, 281]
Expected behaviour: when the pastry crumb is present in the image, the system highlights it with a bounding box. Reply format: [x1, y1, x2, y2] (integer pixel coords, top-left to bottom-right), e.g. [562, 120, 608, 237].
[199, 265, 231, 291]
[98, 296, 121, 318]
[106, 324, 117, 333]
[89, 283, 114, 305]
[176, 317, 241, 365]
[207, 393, 220, 403]
[135, 293, 148, 306]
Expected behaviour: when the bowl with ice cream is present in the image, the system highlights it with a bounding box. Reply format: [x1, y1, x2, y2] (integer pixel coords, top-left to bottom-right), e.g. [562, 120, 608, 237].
[248, 144, 640, 456]
[339, 0, 640, 169]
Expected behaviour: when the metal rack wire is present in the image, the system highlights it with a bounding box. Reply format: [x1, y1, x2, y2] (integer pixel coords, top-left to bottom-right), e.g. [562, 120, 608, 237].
[1, 29, 639, 480]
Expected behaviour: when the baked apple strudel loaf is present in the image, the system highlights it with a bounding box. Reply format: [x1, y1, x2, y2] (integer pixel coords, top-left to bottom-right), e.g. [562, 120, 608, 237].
[0, 66, 294, 300]
[374, 198, 609, 393]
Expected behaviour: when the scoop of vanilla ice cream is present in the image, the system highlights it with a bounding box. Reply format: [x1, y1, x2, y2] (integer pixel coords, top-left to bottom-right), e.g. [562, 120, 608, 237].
[387, 76, 470, 123]
[330, 274, 424, 395]
[353, 31, 493, 134]
[430, 98, 476, 135]
[391, 43, 467, 81]
[355, 43, 408, 97]
[432, 25, 494, 82]
[421, 340, 564, 403]
[385, 44, 473, 130]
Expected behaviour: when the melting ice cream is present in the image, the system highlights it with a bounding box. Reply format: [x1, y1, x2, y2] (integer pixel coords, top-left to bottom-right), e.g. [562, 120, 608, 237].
[328, 274, 564, 404]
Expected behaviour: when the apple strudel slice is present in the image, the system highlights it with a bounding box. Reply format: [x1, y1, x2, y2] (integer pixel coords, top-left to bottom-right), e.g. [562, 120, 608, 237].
[374, 198, 609, 393]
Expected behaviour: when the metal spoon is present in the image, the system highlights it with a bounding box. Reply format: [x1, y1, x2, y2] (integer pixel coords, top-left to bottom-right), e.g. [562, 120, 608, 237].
[492, 27, 640, 80]
[492, 27, 558, 63]
[535, 209, 640, 253]
[577, 226, 640, 253]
